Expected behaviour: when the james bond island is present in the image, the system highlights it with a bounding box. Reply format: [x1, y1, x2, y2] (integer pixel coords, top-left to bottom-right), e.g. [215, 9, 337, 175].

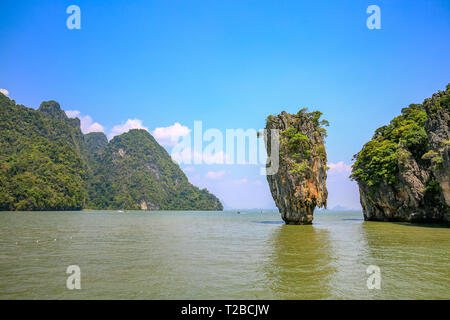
[351, 84, 450, 223]
[264, 109, 328, 225]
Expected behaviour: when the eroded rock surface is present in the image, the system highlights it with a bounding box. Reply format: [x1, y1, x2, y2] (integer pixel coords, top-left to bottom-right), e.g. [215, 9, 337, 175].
[265, 110, 328, 224]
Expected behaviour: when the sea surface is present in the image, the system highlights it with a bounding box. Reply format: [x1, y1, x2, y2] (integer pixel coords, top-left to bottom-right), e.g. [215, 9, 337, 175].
[0, 210, 449, 299]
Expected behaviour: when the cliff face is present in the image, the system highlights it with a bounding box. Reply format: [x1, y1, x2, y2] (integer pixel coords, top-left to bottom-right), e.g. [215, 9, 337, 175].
[265, 110, 328, 224]
[352, 84, 450, 223]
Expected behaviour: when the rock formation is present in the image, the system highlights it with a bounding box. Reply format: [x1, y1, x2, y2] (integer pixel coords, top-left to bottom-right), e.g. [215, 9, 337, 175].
[264, 109, 328, 224]
[351, 84, 450, 223]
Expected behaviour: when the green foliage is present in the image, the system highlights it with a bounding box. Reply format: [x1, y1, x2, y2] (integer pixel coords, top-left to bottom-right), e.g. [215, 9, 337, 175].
[304, 110, 330, 130]
[276, 108, 328, 175]
[266, 114, 275, 126]
[351, 139, 399, 186]
[351, 85, 450, 187]
[281, 126, 310, 155]
[296, 108, 308, 117]
[315, 144, 327, 160]
[0, 93, 223, 211]
[0, 94, 85, 210]
[301, 109, 329, 138]
[431, 156, 444, 170]
[425, 83, 450, 114]
[424, 178, 443, 207]
[86, 129, 223, 210]
[421, 150, 438, 160]
[291, 161, 308, 174]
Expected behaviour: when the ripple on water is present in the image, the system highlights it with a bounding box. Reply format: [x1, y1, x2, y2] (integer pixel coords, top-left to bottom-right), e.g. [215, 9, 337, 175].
[0, 210, 449, 299]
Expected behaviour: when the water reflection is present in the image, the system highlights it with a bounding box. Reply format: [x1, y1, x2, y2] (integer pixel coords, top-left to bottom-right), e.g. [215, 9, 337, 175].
[264, 224, 335, 299]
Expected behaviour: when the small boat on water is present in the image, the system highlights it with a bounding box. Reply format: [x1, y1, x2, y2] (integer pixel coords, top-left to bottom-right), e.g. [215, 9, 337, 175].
[237, 211, 240, 214]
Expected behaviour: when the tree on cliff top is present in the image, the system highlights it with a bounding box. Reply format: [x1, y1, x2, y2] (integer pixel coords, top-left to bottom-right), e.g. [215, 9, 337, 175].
[351, 84, 450, 187]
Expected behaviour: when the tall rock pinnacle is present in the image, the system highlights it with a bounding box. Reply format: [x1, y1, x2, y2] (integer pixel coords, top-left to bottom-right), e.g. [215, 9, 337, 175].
[264, 109, 328, 224]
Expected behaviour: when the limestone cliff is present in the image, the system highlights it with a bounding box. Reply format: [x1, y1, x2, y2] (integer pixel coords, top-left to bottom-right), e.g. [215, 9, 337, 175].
[265, 109, 328, 224]
[351, 84, 450, 223]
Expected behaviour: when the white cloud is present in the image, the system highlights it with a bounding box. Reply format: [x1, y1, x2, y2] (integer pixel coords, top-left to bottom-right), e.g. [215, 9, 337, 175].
[0, 88, 9, 96]
[66, 112, 148, 139]
[109, 119, 148, 140]
[252, 180, 263, 185]
[152, 122, 191, 147]
[182, 167, 195, 172]
[65, 110, 105, 134]
[328, 161, 352, 175]
[205, 170, 226, 179]
[65, 110, 80, 118]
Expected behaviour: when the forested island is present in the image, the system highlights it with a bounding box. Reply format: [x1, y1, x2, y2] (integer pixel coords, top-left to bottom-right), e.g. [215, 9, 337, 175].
[0, 93, 223, 211]
[351, 84, 449, 223]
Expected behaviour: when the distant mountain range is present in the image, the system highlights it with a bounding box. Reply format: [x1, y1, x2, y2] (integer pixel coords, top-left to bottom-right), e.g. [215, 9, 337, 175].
[314, 205, 361, 211]
[0, 93, 223, 211]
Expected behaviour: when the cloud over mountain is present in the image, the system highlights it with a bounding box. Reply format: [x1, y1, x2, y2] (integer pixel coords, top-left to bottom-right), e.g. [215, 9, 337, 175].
[109, 119, 148, 140]
[65, 110, 105, 134]
[152, 122, 191, 147]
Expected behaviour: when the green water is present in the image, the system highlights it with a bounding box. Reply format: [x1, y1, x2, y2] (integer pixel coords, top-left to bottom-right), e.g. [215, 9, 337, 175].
[0, 210, 448, 299]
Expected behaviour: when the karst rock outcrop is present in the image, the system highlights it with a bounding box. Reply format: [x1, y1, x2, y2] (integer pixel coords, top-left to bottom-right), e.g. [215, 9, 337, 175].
[264, 109, 328, 224]
[351, 84, 450, 223]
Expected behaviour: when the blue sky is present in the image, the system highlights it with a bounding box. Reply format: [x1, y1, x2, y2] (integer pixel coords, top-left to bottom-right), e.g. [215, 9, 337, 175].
[1, 0, 449, 209]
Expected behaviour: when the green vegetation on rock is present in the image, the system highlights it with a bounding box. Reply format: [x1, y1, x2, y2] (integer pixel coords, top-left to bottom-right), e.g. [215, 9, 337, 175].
[0, 95, 86, 210]
[85, 129, 223, 210]
[264, 109, 328, 224]
[0, 93, 223, 211]
[351, 103, 431, 186]
[351, 84, 450, 188]
[351, 84, 450, 223]
[270, 109, 329, 174]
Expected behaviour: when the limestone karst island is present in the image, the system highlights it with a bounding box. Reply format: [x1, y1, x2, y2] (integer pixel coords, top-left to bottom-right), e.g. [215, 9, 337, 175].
[351, 85, 449, 223]
[262, 85, 449, 225]
[264, 109, 328, 224]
